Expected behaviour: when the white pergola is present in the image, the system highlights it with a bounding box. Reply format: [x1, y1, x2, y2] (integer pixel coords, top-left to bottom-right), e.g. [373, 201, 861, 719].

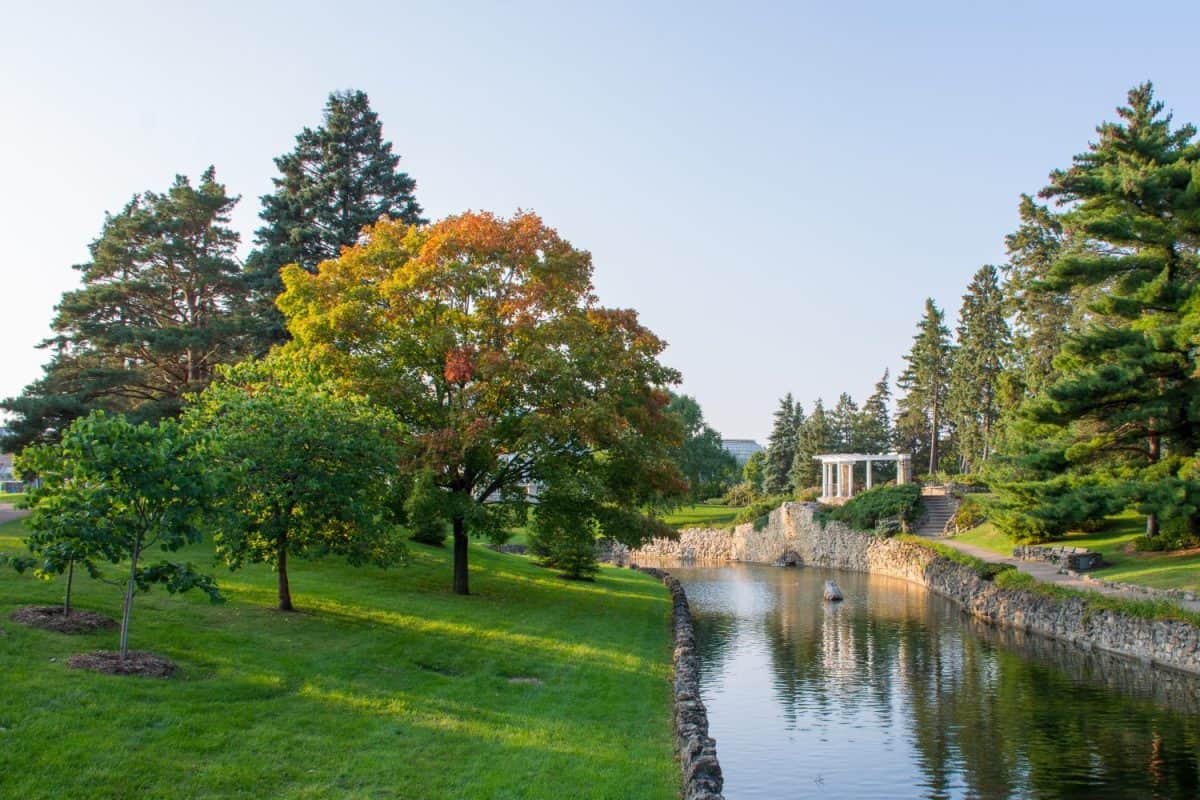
[816, 453, 912, 503]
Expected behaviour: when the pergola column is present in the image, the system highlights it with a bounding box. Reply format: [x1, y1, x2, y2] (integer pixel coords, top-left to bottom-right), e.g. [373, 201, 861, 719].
[866, 459, 873, 490]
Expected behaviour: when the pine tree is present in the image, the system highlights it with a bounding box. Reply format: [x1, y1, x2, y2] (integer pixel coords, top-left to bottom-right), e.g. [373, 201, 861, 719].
[246, 90, 425, 346]
[791, 398, 832, 490]
[2, 169, 253, 451]
[830, 393, 859, 451]
[896, 299, 953, 474]
[948, 266, 1011, 473]
[1002, 196, 1073, 397]
[762, 393, 798, 495]
[857, 370, 893, 454]
[993, 83, 1200, 541]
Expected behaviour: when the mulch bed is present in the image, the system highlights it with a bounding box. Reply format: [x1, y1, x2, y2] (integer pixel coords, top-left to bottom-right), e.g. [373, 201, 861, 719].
[67, 650, 176, 678]
[10, 606, 117, 634]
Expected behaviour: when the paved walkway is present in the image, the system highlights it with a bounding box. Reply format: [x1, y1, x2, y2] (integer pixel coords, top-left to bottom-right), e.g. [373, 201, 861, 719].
[932, 534, 1200, 614]
[0, 503, 29, 526]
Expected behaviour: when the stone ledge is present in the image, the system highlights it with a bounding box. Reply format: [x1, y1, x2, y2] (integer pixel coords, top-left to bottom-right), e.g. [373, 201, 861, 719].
[635, 566, 724, 800]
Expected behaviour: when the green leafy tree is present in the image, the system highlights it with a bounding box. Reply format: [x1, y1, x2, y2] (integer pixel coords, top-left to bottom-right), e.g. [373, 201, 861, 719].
[791, 398, 832, 490]
[666, 393, 739, 500]
[948, 266, 1011, 473]
[896, 299, 953, 474]
[16, 412, 220, 660]
[742, 449, 767, 494]
[763, 394, 799, 495]
[1, 169, 253, 452]
[185, 359, 406, 611]
[278, 211, 684, 593]
[994, 83, 1200, 541]
[246, 90, 425, 346]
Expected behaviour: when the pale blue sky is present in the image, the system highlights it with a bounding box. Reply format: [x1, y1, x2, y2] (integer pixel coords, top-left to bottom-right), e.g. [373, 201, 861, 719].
[2, 1, 1198, 441]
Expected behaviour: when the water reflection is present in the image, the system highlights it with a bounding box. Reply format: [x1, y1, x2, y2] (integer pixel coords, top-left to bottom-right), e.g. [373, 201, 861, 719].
[670, 564, 1200, 800]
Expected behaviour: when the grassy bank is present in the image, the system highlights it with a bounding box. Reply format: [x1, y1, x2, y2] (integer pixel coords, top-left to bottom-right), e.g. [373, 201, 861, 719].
[662, 503, 746, 529]
[0, 519, 676, 800]
[955, 512, 1200, 592]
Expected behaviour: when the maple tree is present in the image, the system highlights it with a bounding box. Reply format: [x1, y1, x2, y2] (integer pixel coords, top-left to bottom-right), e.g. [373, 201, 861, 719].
[278, 211, 684, 593]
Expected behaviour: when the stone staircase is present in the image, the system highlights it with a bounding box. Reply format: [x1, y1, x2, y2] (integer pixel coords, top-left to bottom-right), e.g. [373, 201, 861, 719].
[915, 489, 957, 537]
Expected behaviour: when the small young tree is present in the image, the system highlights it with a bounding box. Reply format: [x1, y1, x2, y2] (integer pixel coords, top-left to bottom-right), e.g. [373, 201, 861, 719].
[186, 359, 407, 611]
[16, 412, 221, 661]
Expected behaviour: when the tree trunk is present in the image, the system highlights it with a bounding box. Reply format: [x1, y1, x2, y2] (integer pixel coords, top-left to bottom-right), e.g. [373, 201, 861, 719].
[63, 559, 74, 617]
[453, 516, 469, 596]
[928, 407, 939, 475]
[1146, 434, 1161, 538]
[120, 537, 142, 662]
[278, 530, 294, 611]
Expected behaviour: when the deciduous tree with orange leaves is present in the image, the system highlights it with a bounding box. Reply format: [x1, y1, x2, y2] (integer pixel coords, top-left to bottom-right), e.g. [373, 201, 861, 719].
[278, 211, 684, 593]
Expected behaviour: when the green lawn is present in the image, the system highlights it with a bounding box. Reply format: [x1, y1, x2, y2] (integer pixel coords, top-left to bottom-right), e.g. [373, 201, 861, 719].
[0, 492, 27, 504]
[0, 519, 676, 800]
[662, 503, 746, 529]
[956, 512, 1200, 592]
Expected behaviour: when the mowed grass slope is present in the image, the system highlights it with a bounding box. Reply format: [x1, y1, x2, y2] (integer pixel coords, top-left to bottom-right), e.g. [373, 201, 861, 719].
[662, 503, 745, 529]
[955, 512, 1200, 592]
[0, 519, 676, 800]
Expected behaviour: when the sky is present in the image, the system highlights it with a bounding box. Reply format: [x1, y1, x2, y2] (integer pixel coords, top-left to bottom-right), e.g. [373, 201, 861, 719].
[2, 0, 1198, 442]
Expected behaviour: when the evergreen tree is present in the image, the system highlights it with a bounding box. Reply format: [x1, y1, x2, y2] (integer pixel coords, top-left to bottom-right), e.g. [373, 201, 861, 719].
[2, 169, 253, 451]
[948, 266, 1011, 473]
[993, 83, 1200, 541]
[1002, 196, 1073, 397]
[828, 393, 858, 451]
[896, 299, 953, 474]
[762, 393, 798, 494]
[791, 398, 832, 490]
[857, 370, 893, 454]
[246, 90, 425, 346]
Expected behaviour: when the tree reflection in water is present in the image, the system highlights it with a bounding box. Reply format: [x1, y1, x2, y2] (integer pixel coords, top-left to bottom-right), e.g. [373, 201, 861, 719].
[672, 564, 1200, 800]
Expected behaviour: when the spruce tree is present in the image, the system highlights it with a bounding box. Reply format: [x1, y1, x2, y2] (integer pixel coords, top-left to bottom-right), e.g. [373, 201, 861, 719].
[2, 169, 253, 451]
[791, 398, 832, 490]
[857, 370, 893, 454]
[993, 83, 1200, 541]
[896, 299, 953, 474]
[246, 90, 425, 346]
[830, 393, 860, 451]
[948, 266, 1011, 473]
[762, 393, 798, 495]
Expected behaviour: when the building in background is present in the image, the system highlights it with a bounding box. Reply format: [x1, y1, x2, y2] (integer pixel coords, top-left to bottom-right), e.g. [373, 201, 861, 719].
[721, 439, 763, 465]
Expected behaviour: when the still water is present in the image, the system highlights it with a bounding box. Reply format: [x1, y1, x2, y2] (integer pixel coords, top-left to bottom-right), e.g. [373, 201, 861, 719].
[667, 564, 1200, 800]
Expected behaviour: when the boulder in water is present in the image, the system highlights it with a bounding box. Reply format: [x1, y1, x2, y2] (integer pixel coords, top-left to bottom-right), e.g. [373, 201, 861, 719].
[823, 580, 844, 601]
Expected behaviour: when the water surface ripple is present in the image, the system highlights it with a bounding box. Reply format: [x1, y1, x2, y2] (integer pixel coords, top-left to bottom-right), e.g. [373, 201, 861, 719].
[668, 564, 1200, 800]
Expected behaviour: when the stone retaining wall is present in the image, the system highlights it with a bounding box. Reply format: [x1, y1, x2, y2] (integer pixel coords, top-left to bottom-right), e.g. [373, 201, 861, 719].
[636, 567, 724, 800]
[632, 503, 1200, 675]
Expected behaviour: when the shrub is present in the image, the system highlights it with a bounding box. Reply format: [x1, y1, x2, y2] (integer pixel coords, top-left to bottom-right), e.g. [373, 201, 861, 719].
[793, 486, 820, 503]
[830, 484, 920, 533]
[722, 481, 758, 507]
[949, 495, 986, 533]
[733, 496, 788, 527]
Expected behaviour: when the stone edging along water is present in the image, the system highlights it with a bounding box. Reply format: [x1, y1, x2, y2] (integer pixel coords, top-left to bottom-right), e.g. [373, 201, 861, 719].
[634, 567, 724, 800]
[632, 502, 1200, 676]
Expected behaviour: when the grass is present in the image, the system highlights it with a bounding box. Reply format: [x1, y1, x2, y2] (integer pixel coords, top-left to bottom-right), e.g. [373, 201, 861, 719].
[955, 511, 1200, 592]
[0, 519, 676, 800]
[661, 503, 746, 529]
[0, 492, 27, 504]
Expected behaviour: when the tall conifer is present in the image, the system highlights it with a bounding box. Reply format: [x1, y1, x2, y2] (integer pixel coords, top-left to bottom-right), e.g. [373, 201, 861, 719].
[246, 90, 425, 346]
[948, 266, 1010, 472]
[896, 299, 953, 474]
[763, 393, 798, 495]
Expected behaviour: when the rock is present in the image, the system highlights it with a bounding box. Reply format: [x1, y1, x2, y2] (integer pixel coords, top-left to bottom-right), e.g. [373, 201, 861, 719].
[824, 580, 844, 601]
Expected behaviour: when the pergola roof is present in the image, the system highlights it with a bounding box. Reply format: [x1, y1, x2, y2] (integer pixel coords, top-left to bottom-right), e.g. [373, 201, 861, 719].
[813, 452, 909, 464]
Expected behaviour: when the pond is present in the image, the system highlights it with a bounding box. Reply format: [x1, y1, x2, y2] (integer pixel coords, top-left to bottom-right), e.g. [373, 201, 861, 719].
[667, 563, 1200, 799]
